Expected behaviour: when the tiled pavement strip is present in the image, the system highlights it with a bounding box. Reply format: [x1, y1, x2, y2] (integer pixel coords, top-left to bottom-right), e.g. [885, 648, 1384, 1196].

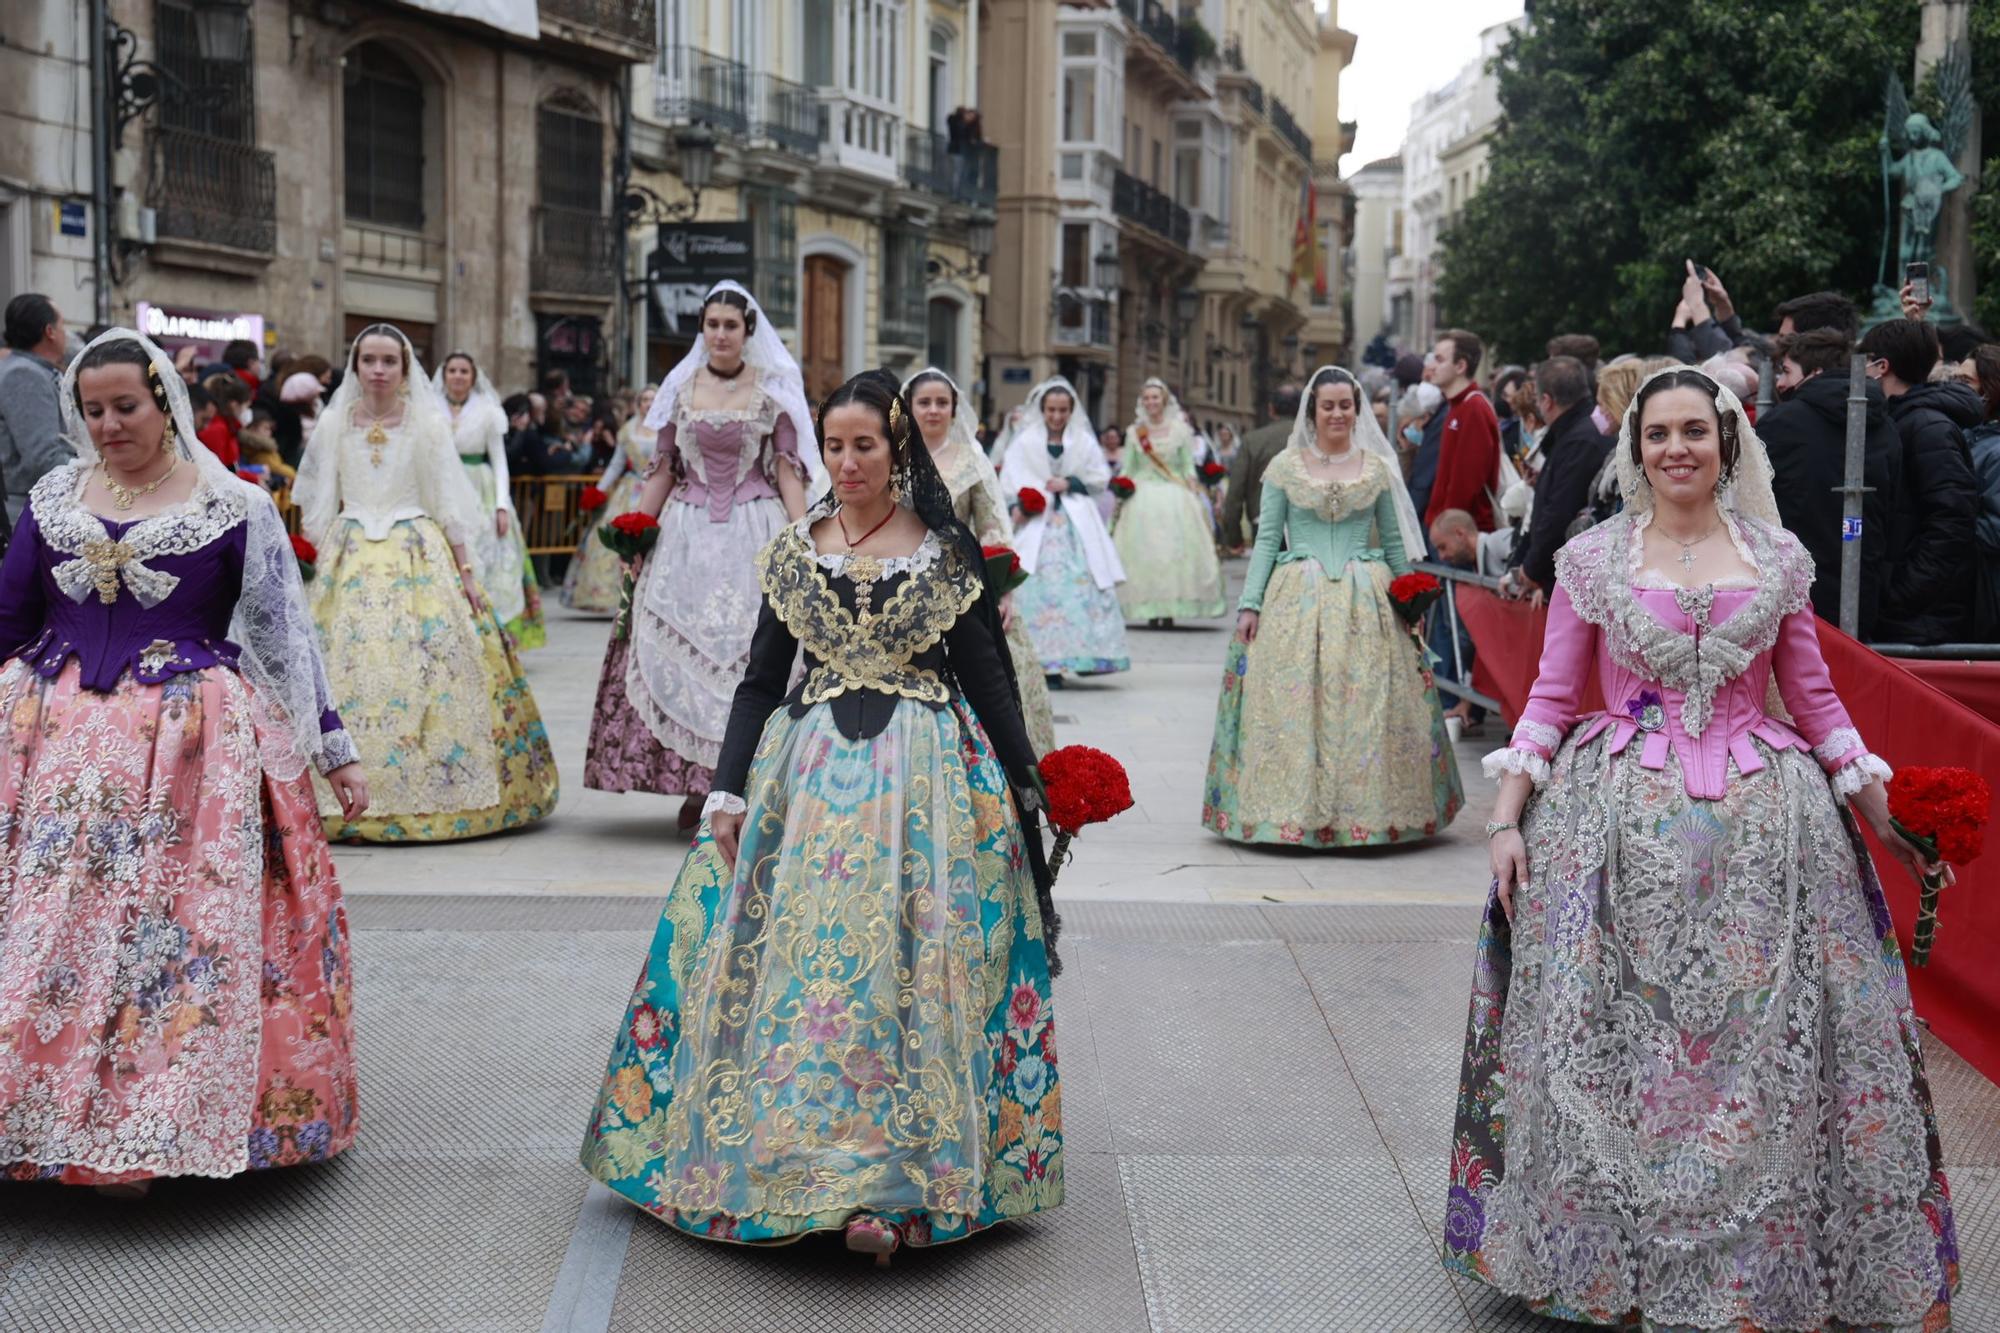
[5, 586, 1998, 1332]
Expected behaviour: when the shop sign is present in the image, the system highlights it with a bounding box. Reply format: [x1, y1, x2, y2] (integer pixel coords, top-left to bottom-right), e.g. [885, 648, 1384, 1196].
[136, 302, 265, 348]
[647, 223, 755, 335]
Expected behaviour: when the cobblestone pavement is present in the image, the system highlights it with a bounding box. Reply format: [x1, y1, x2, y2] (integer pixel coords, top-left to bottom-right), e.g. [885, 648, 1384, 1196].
[6, 570, 1996, 1331]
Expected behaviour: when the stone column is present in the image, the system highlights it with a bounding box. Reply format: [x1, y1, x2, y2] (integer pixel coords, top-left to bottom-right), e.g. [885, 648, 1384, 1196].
[1916, 0, 1978, 316]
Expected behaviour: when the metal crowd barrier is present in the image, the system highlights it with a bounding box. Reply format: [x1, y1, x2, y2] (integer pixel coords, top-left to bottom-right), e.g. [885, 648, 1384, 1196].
[1411, 558, 1504, 715]
[511, 475, 602, 556]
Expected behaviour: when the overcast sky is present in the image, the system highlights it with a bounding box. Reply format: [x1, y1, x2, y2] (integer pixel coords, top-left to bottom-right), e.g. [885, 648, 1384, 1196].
[1330, 0, 1527, 170]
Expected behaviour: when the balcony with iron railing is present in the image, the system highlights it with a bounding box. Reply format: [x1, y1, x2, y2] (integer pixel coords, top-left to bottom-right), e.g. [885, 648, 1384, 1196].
[903, 130, 999, 206]
[1112, 169, 1193, 250]
[538, 0, 656, 58]
[752, 72, 818, 157]
[1116, 0, 1180, 63]
[816, 91, 901, 182]
[1054, 293, 1114, 349]
[147, 126, 276, 256]
[343, 221, 441, 275]
[1270, 96, 1313, 161]
[531, 205, 620, 297]
[656, 46, 749, 135]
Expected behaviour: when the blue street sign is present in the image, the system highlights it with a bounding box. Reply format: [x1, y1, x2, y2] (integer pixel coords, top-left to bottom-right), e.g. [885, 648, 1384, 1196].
[1841, 516, 1862, 541]
[58, 201, 86, 237]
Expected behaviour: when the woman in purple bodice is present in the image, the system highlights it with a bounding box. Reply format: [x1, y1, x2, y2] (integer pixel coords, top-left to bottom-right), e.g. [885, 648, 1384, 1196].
[0, 328, 365, 1194]
[581, 281, 823, 829]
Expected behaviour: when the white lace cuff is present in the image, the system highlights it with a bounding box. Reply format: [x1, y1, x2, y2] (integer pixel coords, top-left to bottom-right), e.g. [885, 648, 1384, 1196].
[1482, 747, 1551, 785]
[1511, 719, 1564, 757]
[1828, 753, 1892, 803]
[700, 791, 747, 818]
[315, 728, 360, 775]
[1813, 727, 1867, 770]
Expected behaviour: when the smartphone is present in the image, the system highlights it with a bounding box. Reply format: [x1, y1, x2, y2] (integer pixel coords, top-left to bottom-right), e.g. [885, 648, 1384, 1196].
[1906, 261, 1930, 305]
[1693, 263, 1712, 283]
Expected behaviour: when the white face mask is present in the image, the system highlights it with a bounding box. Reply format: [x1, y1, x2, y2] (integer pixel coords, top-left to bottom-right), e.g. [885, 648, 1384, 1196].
[238, 406, 253, 426]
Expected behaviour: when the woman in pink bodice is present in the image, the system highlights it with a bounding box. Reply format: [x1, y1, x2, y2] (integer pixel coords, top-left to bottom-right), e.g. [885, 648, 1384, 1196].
[1445, 367, 1958, 1330]
[580, 282, 821, 829]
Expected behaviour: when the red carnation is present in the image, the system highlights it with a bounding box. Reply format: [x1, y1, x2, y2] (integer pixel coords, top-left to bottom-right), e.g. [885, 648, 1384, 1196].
[608, 512, 659, 538]
[1198, 461, 1227, 484]
[578, 485, 609, 511]
[1387, 571, 1443, 627]
[981, 543, 1027, 595]
[290, 534, 318, 564]
[1887, 765, 1991, 965]
[1039, 744, 1135, 837]
[1110, 476, 1136, 499]
[1017, 487, 1048, 517]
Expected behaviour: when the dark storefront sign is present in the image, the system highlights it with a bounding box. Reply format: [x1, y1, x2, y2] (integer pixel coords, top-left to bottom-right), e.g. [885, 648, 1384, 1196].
[647, 222, 755, 337]
[137, 301, 267, 364]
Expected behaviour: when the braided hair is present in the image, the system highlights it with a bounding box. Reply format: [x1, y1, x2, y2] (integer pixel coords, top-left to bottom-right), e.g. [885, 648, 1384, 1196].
[814, 369, 1062, 967]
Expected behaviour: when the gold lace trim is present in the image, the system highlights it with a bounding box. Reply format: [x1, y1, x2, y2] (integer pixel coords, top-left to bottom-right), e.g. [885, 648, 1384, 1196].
[758, 526, 981, 707]
[1264, 448, 1387, 523]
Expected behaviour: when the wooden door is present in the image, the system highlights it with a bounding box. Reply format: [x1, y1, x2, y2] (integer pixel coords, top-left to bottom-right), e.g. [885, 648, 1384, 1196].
[802, 255, 847, 404]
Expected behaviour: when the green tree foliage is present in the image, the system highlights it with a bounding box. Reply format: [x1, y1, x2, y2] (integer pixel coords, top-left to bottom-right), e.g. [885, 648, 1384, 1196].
[1969, 3, 1999, 331]
[1437, 0, 1922, 355]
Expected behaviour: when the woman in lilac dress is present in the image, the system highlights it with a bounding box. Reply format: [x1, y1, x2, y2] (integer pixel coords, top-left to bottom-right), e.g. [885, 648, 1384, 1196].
[1448, 368, 1956, 1329]
[0, 329, 365, 1193]
[581, 282, 822, 827]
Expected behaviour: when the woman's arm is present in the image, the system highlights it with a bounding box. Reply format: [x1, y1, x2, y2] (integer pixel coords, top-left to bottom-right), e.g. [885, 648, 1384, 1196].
[596, 444, 629, 494]
[634, 421, 681, 519]
[706, 596, 801, 866]
[946, 601, 1039, 780]
[1238, 480, 1289, 613]
[1376, 483, 1410, 576]
[769, 415, 807, 520]
[0, 508, 48, 661]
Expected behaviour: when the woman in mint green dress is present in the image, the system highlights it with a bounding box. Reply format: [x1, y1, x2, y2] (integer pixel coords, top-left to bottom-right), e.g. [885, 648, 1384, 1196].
[579, 372, 1062, 1265]
[1205, 365, 1462, 847]
[1112, 378, 1226, 626]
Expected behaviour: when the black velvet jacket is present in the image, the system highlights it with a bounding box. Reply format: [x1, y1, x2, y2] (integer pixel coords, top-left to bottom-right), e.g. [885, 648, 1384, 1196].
[711, 525, 1039, 799]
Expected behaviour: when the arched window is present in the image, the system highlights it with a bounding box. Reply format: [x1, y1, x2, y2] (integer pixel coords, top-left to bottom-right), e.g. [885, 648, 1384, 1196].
[344, 45, 426, 230]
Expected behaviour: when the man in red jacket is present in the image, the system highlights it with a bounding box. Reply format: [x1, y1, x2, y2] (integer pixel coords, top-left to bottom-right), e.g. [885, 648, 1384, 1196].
[1421, 328, 1501, 532]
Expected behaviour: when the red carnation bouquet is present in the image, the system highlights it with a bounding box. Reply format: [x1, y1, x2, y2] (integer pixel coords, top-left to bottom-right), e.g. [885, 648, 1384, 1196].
[982, 544, 1028, 596]
[1037, 744, 1135, 881]
[578, 485, 609, 512]
[1110, 476, 1136, 500]
[1387, 571, 1443, 628]
[290, 533, 318, 582]
[1017, 486, 1048, 517]
[1198, 461, 1227, 485]
[1887, 765, 1992, 966]
[597, 512, 662, 640]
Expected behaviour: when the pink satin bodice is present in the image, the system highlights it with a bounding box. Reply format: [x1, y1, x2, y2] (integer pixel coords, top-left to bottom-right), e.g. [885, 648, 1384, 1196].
[657, 413, 799, 524]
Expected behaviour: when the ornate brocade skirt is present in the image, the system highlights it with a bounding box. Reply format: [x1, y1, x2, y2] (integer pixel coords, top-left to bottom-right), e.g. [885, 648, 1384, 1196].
[580, 697, 1063, 1246]
[1446, 733, 1956, 1331]
[310, 516, 558, 842]
[1111, 476, 1227, 621]
[1014, 511, 1130, 676]
[0, 661, 358, 1183]
[1205, 557, 1461, 846]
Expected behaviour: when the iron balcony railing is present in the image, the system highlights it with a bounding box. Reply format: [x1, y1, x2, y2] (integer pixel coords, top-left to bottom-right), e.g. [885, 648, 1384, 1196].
[1239, 77, 1266, 118]
[1116, 0, 1179, 61]
[146, 126, 276, 255]
[657, 45, 749, 135]
[538, 0, 656, 50]
[1112, 169, 1192, 249]
[531, 205, 619, 296]
[752, 72, 818, 156]
[1270, 96, 1313, 160]
[902, 130, 999, 206]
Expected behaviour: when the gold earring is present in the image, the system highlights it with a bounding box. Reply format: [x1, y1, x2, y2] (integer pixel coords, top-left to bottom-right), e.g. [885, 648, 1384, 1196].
[162, 423, 177, 455]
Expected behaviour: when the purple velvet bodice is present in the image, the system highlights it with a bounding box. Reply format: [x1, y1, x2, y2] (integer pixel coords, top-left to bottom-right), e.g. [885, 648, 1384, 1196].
[0, 507, 341, 737]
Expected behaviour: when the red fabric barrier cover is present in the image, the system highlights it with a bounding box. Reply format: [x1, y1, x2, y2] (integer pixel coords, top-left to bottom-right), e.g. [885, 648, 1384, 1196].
[1455, 587, 2000, 1081]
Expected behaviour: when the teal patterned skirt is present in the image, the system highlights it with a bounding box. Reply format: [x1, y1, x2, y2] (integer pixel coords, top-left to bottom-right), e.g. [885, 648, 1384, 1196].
[579, 696, 1064, 1247]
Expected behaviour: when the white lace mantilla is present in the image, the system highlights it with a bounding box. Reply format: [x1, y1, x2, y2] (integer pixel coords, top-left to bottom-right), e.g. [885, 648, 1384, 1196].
[1554, 513, 1814, 738]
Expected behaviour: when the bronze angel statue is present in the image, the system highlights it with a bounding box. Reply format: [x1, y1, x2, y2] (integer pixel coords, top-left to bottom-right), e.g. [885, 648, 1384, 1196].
[1879, 45, 1974, 297]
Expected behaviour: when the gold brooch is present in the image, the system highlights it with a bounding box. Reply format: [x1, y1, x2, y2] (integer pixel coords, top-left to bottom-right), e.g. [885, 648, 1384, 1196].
[80, 538, 136, 604]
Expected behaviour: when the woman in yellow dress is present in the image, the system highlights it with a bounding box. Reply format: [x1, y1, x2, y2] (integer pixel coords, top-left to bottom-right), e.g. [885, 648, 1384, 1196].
[563, 385, 657, 615]
[293, 324, 559, 841]
[906, 366, 1057, 756]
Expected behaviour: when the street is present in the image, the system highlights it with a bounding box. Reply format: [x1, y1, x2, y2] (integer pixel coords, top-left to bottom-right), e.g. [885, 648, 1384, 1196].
[4, 570, 1997, 1332]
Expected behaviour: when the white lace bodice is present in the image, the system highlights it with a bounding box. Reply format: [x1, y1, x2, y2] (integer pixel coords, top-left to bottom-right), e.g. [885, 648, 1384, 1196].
[298, 410, 485, 545]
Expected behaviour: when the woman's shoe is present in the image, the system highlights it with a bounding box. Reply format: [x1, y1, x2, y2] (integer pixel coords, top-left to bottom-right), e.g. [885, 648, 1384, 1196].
[844, 1216, 899, 1268]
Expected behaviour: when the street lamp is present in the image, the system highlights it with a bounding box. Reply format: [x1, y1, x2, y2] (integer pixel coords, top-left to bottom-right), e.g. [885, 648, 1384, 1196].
[965, 208, 997, 260]
[190, 0, 253, 63]
[1174, 288, 1201, 326]
[623, 125, 721, 228]
[1093, 247, 1121, 291]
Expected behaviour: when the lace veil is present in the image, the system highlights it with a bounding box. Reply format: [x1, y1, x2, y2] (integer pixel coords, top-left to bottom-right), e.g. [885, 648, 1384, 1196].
[431, 350, 504, 423]
[293, 323, 486, 550]
[1133, 376, 1193, 436]
[642, 279, 826, 497]
[59, 326, 343, 782]
[1613, 366, 1780, 525]
[1294, 364, 1425, 555]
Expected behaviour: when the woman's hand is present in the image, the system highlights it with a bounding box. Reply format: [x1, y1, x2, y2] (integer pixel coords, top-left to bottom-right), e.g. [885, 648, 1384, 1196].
[1490, 829, 1527, 923]
[1000, 591, 1016, 631]
[1898, 281, 1933, 322]
[1236, 609, 1260, 643]
[496, 510, 511, 538]
[711, 810, 743, 868]
[460, 567, 486, 613]
[326, 763, 370, 821]
[1854, 778, 1955, 890]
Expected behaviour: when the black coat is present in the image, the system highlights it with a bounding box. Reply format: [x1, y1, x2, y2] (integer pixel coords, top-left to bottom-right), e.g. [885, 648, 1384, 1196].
[1517, 401, 1611, 593]
[1877, 380, 1982, 645]
[1758, 371, 1901, 641]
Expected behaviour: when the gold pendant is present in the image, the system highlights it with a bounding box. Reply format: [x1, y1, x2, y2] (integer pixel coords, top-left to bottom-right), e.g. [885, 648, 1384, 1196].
[113, 489, 135, 511]
[81, 538, 135, 605]
[366, 424, 389, 445]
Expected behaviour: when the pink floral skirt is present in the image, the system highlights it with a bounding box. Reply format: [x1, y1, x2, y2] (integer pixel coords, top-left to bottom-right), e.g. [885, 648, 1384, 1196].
[0, 659, 359, 1184]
